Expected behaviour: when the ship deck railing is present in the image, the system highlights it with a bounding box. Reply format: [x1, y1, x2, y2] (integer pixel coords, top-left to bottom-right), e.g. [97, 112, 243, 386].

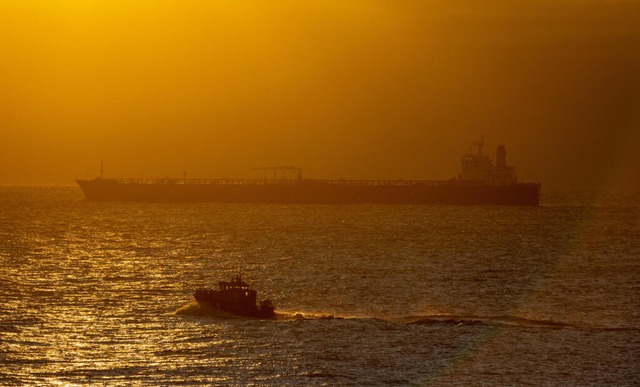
[97, 177, 458, 187]
[93, 177, 540, 187]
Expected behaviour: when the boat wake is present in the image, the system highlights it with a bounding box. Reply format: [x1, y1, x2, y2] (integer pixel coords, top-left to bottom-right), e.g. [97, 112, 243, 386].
[175, 305, 637, 331]
[273, 310, 346, 321]
[401, 314, 573, 329]
[175, 304, 343, 320]
[176, 302, 606, 330]
[273, 311, 574, 329]
[174, 300, 242, 318]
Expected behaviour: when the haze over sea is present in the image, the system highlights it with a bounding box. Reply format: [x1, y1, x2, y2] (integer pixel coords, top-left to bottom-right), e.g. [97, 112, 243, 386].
[1, 186, 639, 385]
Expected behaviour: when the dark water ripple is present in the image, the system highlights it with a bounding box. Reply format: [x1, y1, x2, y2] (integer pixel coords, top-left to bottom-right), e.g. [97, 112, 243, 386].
[1, 186, 639, 385]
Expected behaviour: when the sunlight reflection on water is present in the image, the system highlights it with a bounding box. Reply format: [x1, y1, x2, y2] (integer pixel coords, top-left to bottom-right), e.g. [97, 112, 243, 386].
[1, 187, 639, 385]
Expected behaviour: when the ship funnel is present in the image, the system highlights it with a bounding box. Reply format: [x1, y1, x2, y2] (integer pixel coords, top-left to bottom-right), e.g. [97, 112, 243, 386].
[496, 145, 507, 168]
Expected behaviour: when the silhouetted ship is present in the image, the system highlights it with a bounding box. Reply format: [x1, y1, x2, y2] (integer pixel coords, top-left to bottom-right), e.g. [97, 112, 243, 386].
[77, 139, 540, 205]
[194, 272, 275, 318]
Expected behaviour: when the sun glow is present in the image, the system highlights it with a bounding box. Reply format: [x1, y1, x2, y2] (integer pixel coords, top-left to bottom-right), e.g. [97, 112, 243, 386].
[1, 1, 638, 187]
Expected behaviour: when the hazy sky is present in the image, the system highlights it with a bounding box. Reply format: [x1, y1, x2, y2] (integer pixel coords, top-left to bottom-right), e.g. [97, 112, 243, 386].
[1, 0, 639, 189]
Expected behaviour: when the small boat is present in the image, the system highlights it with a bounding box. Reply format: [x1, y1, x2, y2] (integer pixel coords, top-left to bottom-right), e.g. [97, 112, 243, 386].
[194, 271, 275, 318]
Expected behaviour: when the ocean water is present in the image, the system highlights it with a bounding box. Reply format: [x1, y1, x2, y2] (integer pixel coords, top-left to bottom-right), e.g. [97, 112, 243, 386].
[1, 186, 639, 385]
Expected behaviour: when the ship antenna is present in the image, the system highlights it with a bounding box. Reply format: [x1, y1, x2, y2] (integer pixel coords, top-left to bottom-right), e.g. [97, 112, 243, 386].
[473, 135, 485, 156]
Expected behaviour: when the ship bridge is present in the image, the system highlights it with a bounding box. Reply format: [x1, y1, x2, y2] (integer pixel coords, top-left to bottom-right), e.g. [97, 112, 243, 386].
[460, 137, 517, 185]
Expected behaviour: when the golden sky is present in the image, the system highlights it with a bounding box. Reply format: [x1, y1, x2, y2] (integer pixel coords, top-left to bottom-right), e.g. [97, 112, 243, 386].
[1, 0, 639, 189]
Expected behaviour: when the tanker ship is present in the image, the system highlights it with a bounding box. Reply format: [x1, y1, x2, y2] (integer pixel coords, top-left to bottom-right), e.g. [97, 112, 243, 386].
[76, 139, 540, 206]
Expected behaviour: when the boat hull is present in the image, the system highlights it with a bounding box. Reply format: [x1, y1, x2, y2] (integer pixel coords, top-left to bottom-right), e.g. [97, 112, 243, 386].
[194, 293, 275, 318]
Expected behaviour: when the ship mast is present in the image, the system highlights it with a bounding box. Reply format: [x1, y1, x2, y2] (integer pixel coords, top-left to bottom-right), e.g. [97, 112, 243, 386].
[473, 135, 485, 156]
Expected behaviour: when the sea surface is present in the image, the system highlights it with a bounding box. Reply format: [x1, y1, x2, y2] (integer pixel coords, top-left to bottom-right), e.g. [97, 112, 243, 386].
[1, 186, 639, 385]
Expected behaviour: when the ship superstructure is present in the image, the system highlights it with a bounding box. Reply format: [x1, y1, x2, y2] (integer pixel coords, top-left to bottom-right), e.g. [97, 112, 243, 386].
[460, 136, 517, 185]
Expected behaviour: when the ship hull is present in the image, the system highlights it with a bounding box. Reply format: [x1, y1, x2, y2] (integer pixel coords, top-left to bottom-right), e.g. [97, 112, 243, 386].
[77, 179, 541, 206]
